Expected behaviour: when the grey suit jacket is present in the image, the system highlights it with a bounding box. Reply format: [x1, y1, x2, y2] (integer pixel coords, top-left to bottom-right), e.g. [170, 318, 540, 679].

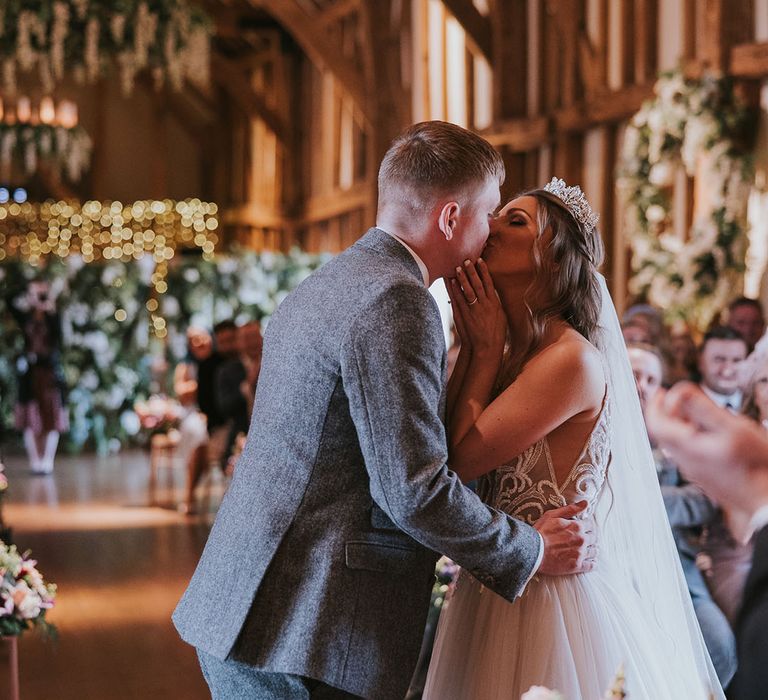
[173, 228, 541, 699]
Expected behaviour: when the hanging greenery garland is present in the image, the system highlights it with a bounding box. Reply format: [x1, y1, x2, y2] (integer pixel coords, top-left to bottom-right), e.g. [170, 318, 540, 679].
[0, 0, 211, 97]
[619, 71, 755, 329]
[0, 122, 92, 181]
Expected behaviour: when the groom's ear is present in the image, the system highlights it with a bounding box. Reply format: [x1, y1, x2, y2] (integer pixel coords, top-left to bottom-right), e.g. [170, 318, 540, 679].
[437, 201, 460, 241]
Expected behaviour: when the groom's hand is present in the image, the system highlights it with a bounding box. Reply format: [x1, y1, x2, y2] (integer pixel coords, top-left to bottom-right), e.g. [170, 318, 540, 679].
[534, 501, 597, 576]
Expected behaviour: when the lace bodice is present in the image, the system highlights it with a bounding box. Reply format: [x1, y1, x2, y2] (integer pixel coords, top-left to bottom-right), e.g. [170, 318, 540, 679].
[480, 394, 611, 525]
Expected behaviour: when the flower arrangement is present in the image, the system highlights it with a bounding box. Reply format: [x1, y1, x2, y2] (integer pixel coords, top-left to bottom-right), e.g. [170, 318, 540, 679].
[521, 665, 626, 699]
[0, 248, 331, 453]
[133, 395, 181, 436]
[619, 70, 755, 329]
[0, 542, 56, 638]
[0, 1, 212, 97]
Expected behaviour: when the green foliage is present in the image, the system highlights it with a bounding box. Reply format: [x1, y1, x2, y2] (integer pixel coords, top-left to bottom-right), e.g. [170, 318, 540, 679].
[0, 248, 330, 453]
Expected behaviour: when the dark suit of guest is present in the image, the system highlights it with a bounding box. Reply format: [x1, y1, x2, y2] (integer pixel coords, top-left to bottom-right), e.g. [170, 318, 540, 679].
[730, 526, 768, 699]
[656, 452, 737, 686]
[215, 359, 250, 463]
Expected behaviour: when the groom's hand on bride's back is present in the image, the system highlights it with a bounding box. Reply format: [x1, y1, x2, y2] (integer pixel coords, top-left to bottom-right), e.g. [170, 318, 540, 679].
[534, 501, 597, 576]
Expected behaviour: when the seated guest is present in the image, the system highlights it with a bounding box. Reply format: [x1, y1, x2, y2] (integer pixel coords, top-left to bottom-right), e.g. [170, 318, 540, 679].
[647, 384, 768, 700]
[627, 343, 736, 686]
[623, 303, 665, 345]
[698, 326, 748, 411]
[667, 320, 699, 385]
[182, 320, 238, 514]
[216, 320, 263, 471]
[726, 297, 765, 353]
[697, 336, 768, 624]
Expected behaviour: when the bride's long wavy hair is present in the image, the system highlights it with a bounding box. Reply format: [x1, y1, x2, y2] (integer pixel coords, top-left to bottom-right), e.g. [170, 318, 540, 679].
[497, 188, 605, 388]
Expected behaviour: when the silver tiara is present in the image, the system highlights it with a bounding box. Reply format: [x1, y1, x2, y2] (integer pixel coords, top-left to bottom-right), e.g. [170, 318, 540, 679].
[542, 177, 599, 231]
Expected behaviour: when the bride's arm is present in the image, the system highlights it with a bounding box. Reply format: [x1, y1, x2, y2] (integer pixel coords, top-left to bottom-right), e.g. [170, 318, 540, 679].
[445, 262, 506, 446]
[451, 341, 605, 482]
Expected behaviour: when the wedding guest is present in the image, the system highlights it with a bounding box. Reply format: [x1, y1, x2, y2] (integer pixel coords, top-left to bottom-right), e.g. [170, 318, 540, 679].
[667, 320, 700, 385]
[174, 328, 214, 495]
[698, 326, 748, 411]
[646, 384, 768, 700]
[697, 337, 768, 625]
[7, 279, 68, 474]
[741, 337, 768, 427]
[621, 320, 653, 345]
[623, 303, 665, 345]
[181, 320, 236, 514]
[726, 297, 765, 352]
[627, 342, 736, 686]
[216, 321, 263, 471]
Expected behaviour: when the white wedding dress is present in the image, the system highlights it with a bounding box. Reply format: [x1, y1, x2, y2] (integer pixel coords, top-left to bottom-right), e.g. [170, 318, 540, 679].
[424, 277, 723, 700]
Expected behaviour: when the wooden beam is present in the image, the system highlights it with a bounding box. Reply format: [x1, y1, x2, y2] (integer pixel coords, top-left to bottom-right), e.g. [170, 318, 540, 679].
[732, 41, 768, 77]
[250, 0, 373, 127]
[483, 116, 549, 151]
[491, 0, 527, 119]
[483, 82, 654, 152]
[441, 0, 493, 61]
[211, 53, 288, 141]
[301, 182, 370, 223]
[702, 0, 755, 71]
[319, 0, 361, 27]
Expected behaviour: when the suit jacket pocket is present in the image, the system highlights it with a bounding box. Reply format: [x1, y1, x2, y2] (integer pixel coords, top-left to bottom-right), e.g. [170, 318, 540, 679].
[345, 539, 421, 574]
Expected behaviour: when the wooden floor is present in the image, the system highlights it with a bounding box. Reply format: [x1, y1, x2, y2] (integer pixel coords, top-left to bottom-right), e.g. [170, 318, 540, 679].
[1, 448, 225, 699]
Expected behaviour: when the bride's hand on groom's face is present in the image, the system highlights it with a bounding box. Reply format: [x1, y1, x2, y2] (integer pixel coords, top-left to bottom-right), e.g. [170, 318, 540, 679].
[448, 259, 507, 358]
[534, 500, 597, 576]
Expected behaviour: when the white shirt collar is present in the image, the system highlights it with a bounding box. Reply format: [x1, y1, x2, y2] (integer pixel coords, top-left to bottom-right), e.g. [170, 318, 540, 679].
[380, 229, 430, 287]
[700, 384, 742, 413]
[750, 504, 768, 537]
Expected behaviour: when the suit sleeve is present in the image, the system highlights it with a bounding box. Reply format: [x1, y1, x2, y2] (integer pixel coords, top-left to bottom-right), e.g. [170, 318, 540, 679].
[732, 526, 768, 699]
[340, 283, 541, 602]
[661, 483, 718, 529]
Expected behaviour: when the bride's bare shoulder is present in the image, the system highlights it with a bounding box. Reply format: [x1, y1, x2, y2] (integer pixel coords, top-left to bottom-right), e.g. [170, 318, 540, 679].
[527, 331, 605, 404]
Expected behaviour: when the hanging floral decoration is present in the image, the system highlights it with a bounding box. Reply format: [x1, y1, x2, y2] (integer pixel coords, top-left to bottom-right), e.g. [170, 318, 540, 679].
[0, 122, 92, 181]
[0, 1, 212, 97]
[619, 71, 755, 329]
[0, 249, 331, 454]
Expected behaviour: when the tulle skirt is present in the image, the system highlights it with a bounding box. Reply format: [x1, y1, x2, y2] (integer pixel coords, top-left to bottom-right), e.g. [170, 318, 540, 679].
[424, 567, 717, 700]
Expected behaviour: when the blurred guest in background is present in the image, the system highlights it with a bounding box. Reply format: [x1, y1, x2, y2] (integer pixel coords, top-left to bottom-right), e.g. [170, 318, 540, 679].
[627, 342, 736, 686]
[647, 384, 768, 700]
[698, 326, 748, 411]
[726, 298, 765, 353]
[181, 320, 237, 514]
[667, 320, 700, 385]
[174, 327, 214, 487]
[8, 279, 68, 474]
[216, 320, 263, 472]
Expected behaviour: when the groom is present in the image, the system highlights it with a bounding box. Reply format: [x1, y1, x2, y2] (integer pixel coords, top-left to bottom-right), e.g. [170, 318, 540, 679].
[173, 121, 596, 699]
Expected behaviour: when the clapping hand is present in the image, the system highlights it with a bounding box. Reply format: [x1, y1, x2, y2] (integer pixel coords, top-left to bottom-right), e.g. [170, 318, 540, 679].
[447, 258, 507, 360]
[647, 382, 768, 517]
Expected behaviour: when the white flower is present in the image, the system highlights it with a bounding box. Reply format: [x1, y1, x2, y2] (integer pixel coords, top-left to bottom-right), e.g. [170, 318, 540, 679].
[182, 267, 200, 283]
[80, 369, 99, 391]
[217, 259, 238, 275]
[645, 204, 666, 224]
[101, 265, 122, 286]
[648, 162, 673, 186]
[162, 296, 180, 318]
[521, 686, 564, 700]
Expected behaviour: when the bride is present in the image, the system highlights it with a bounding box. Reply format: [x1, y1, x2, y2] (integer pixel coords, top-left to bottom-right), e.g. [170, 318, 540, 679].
[423, 179, 723, 699]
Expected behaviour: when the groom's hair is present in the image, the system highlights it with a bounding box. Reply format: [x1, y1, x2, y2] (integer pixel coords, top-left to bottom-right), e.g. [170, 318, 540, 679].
[377, 121, 504, 214]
